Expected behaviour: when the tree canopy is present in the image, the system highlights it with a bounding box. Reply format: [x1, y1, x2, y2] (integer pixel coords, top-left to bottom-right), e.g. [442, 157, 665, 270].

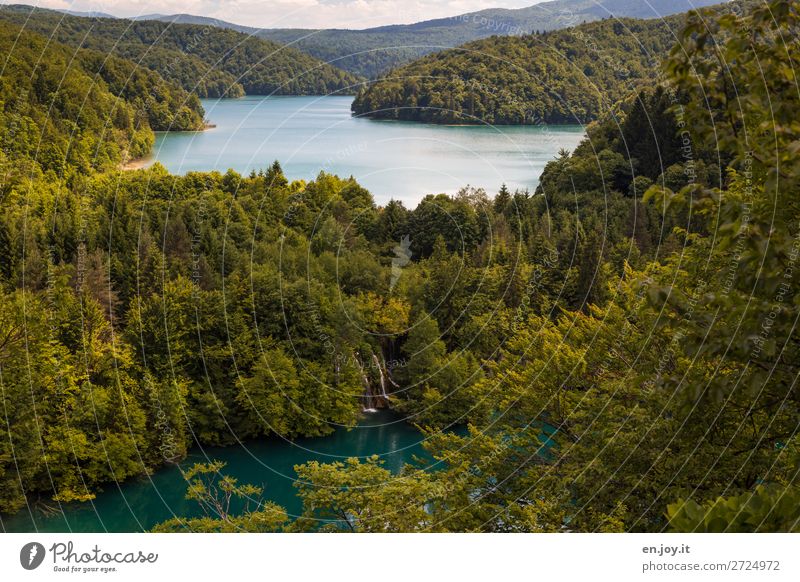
[0, 0, 796, 535]
[351, 4, 735, 125]
[0, 5, 362, 98]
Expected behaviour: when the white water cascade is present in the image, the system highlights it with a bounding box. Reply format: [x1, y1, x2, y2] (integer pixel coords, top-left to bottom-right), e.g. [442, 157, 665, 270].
[356, 353, 378, 412]
[372, 353, 390, 400]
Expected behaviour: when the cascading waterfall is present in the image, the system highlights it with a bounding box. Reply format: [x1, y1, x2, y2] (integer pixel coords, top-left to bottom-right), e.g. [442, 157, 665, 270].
[382, 354, 401, 389]
[354, 351, 395, 412]
[372, 353, 390, 400]
[356, 352, 378, 412]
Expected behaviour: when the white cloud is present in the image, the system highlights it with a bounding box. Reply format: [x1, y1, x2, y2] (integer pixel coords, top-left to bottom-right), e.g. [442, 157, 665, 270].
[1, 0, 540, 29]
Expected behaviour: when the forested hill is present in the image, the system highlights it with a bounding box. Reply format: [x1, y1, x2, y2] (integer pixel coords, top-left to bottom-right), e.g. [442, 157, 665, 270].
[0, 5, 362, 98]
[134, 13, 258, 34]
[134, 0, 721, 79]
[255, 0, 720, 78]
[0, 20, 204, 176]
[350, 6, 724, 125]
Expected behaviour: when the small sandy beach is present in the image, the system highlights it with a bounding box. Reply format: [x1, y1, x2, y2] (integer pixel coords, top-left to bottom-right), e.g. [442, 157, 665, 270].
[119, 156, 153, 171]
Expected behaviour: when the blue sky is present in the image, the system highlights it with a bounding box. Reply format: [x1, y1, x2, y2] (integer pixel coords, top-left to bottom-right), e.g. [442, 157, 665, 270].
[1, 1, 542, 29]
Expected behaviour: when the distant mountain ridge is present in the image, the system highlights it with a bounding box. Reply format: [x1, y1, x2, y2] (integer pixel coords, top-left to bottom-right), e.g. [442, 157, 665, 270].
[134, 0, 723, 78]
[133, 12, 259, 34]
[368, 0, 716, 33]
[60, 9, 117, 19]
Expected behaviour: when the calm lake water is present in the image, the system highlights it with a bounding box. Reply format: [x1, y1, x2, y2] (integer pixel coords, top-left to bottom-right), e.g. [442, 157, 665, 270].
[149, 96, 585, 205]
[1, 411, 432, 532]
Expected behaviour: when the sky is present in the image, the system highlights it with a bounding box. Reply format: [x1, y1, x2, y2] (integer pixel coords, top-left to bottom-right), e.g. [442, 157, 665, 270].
[0, 0, 543, 29]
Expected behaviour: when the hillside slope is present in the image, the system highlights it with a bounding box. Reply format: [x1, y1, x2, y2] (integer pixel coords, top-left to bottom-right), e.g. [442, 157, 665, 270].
[255, 0, 720, 77]
[134, 12, 258, 34]
[0, 20, 204, 176]
[0, 5, 362, 97]
[350, 6, 723, 124]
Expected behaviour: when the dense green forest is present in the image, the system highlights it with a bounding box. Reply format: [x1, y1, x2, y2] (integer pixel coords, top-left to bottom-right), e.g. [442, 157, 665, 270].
[0, 5, 361, 97]
[0, 20, 204, 176]
[351, 5, 734, 124]
[0, 0, 798, 533]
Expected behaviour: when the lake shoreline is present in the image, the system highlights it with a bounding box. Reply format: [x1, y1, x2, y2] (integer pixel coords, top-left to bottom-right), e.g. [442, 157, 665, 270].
[0, 409, 428, 532]
[119, 156, 153, 171]
[120, 123, 218, 171]
[149, 95, 584, 204]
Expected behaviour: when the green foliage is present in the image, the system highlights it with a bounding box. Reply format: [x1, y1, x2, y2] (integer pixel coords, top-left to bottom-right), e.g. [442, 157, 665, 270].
[0, 6, 362, 97]
[0, 286, 149, 510]
[667, 484, 800, 533]
[292, 457, 438, 532]
[351, 10, 717, 124]
[76, 51, 205, 131]
[0, 18, 208, 190]
[237, 345, 362, 439]
[668, 435, 800, 532]
[289, 0, 800, 533]
[0, 21, 190, 177]
[1, 0, 796, 536]
[152, 462, 288, 532]
[399, 312, 483, 427]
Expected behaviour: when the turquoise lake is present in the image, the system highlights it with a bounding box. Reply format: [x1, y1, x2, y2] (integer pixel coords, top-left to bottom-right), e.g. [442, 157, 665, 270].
[1, 411, 434, 532]
[148, 95, 585, 205]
